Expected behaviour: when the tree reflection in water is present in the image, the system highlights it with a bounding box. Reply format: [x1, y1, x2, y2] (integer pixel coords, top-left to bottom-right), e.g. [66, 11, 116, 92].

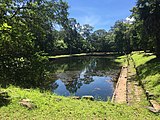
[49, 56, 120, 100]
[1, 55, 120, 100]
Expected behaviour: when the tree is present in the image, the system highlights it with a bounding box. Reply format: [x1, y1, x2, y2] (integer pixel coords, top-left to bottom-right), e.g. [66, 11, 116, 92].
[80, 24, 94, 52]
[90, 29, 107, 52]
[63, 18, 83, 54]
[0, 0, 69, 87]
[105, 31, 116, 52]
[135, 0, 160, 58]
[112, 20, 132, 54]
[80, 24, 94, 39]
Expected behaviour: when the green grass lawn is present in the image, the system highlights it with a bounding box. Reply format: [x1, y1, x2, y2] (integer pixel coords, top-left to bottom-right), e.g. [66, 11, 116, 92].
[0, 86, 159, 120]
[131, 51, 160, 104]
[49, 53, 88, 59]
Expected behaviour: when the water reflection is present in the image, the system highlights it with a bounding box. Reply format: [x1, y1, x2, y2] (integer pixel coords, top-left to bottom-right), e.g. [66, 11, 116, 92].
[1, 55, 120, 101]
[49, 56, 119, 101]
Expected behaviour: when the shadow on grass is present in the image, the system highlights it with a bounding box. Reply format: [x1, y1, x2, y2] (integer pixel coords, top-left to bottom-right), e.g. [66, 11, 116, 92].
[137, 58, 160, 100]
[0, 92, 11, 107]
[137, 58, 160, 80]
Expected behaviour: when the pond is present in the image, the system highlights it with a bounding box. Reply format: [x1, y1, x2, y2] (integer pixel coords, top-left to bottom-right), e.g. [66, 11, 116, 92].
[48, 56, 120, 101]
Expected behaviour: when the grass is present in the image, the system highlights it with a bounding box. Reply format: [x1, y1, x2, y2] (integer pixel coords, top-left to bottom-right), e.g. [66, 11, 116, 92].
[131, 51, 156, 67]
[114, 55, 128, 66]
[131, 51, 160, 104]
[49, 53, 88, 59]
[0, 86, 159, 120]
[48, 52, 119, 59]
[127, 54, 150, 107]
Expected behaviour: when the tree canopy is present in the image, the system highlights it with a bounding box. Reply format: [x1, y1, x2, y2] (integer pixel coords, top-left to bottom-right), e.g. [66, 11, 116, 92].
[0, 0, 160, 87]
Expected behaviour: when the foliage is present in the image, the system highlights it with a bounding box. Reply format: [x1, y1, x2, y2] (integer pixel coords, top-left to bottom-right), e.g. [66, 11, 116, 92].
[0, 0, 69, 87]
[112, 20, 133, 54]
[133, 0, 160, 58]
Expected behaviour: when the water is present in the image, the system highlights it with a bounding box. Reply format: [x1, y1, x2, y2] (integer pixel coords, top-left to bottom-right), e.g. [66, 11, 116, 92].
[49, 56, 120, 101]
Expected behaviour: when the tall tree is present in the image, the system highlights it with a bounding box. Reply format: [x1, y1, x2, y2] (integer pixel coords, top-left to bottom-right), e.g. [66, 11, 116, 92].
[63, 18, 83, 54]
[90, 29, 107, 52]
[135, 0, 160, 58]
[80, 24, 94, 39]
[113, 21, 132, 54]
[0, 0, 69, 86]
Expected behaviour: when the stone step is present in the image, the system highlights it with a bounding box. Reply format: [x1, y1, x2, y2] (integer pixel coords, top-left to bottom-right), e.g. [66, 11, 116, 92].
[150, 100, 160, 112]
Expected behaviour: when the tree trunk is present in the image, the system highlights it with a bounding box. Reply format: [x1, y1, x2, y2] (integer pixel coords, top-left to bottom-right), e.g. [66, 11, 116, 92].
[155, 36, 160, 59]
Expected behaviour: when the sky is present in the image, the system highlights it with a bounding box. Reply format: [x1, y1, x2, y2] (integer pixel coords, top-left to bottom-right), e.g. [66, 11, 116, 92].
[66, 0, 136, 31]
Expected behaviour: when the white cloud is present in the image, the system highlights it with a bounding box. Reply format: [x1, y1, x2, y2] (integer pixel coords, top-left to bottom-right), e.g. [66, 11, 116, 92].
[78, 15, 100, 26]
[77, 15, 113, 30]
[126, 17, 135, 22]
[68, 5, 124, 30]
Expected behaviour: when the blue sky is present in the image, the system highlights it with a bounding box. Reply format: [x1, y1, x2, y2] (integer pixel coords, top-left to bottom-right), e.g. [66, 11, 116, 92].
[66, 0, 136, 31]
